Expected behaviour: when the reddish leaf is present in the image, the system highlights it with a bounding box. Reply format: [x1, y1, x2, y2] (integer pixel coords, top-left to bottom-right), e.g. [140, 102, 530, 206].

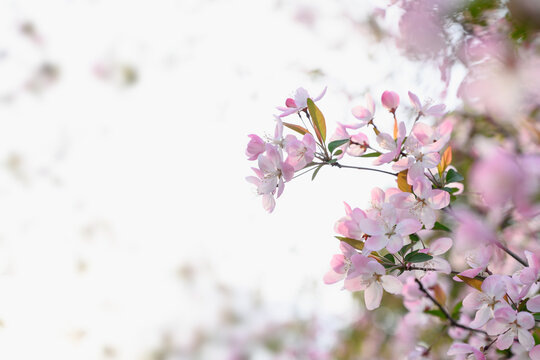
[283, 122, 309, 136]
[307, 98, 326, 144]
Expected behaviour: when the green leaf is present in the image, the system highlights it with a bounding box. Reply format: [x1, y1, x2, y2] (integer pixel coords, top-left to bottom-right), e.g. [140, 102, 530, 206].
[312, 164, 324, 181]
[425, 309, 446, 320]
[399, 244, 414, 257]
[433, 222, 451, 232]
[360, 152, 381, 158]
[283, 122, 309, 136]
[335, 236, 364, 250]
[535, 313, 540, 322]
[451, 301, 463, 319]
[409, 234, 420, 243]
[383, 253, 395, 265]
[442, 187, 459, 194]
[328, 139, 349, 154]
[334, 149, 343, 156]
[446, 169, 464, 183]
[404, 252, 433, 263]
[307, 98, 327, 144]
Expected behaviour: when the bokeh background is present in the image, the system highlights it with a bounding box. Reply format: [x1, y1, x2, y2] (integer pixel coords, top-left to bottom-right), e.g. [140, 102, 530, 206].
[0, 0, 455, 358]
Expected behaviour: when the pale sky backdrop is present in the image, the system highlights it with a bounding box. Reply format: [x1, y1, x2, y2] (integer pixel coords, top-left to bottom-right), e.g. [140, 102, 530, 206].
[0, 0, 458, 358]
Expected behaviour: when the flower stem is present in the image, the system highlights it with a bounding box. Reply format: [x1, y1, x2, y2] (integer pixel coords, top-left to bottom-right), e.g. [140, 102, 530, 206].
[494, 242, 528, 267]
[330, 162, 398, 177]
[415, 278, 489, 336]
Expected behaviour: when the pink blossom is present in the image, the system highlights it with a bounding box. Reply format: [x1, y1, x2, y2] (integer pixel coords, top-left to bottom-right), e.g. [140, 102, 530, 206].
[360, 206, 422, 253]
[526, 294, 540, 312]
[276, 86, 327, 117]
[323, 241, 360, 289]
[373, 122, 406, 166]
[398, 2, 446, 59]
[447, 342, 485, 360]
[405, 177, 450, 229]
[347, 254, 403, 310]
[470, 148, 524, 208]
[531, 345, 540, 360]
[402, 272, 438, 311]
[453, 210, 498, 247]
[351, 93, 375, 126]
[381, 90, 400, 112]
[334, 203, 368, 240]
[454, 245, 494, 281]
[513, 250, 540, 297]
[407, 345, 430, 360]
[462, 274, 508, 329]
[257, 144, 294, 195]
[367, 186, 410, 218]
[411, 118, 453, 153]
[417, 237, 453, 274]
[246, 144, 294, 212]
[486, 306, 535, 351]
[245, 134, 265, 160]
[392, 134, 441, 175]
[285, 133, 316, 171]
[408, 91, 446, 117]
[246, 167, 277, 213]
[347, 133, 369, 156]
[329, 123, 370, 158]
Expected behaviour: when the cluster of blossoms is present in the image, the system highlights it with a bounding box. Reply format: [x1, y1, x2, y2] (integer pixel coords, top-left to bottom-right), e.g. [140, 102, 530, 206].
[246, 83, 540, 359]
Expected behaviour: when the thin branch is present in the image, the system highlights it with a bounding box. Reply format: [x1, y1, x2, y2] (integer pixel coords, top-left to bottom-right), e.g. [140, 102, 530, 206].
[494, 242, 528, 267]
[415, 278, 489, 336]
[331, 162, 398, 177]
[291, 164, 320, 180]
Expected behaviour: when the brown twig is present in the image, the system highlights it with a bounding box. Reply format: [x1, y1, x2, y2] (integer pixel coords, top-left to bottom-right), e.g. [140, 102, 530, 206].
[415, 278, 488, 336]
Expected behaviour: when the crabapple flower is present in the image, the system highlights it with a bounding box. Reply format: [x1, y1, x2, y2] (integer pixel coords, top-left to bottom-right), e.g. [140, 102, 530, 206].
[360, 206, 422, 253]
[407, 345, 430, 360]
[381, 90, 400, 112]
[323, 241, 360, 289]
[412, 118, 452, 153]
[526, 294, 540, 312]
[513, 250, 540, 297]
[373, 122, 407, 165]
[351, 93, 375, 126]
[531, 345, 540, 360]
[269, 116, 286, 148]
[417, 237, 453, 274]
[346, 254, 402, 310]
[246, 167, 277, 213]
[454, 245, 493, 280]
[285, 133, 316, 171]
[408, 91, 446, 117]
[470, 148, 524, 208]
[402, 272, 437, 312]
[393, 134, 441, 174]
[463, 275, 508, 329]
[405, 177, 450, 229]
[329, 123, 369, 158]
[245, 134, 266, 160]
[257, 144, 294, 195]
[447, 343, 486, 360]
[367, 186, 410, 218]
[334, 203, 368, 240]
[246, 144, 294, 212]
[276, 86, 327, 117]
[486, 306, 535, 351]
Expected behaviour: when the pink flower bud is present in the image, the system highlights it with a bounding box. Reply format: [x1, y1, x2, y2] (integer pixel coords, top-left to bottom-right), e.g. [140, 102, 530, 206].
[381, 90, 400, 112]
[285, 97, 297, 108]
